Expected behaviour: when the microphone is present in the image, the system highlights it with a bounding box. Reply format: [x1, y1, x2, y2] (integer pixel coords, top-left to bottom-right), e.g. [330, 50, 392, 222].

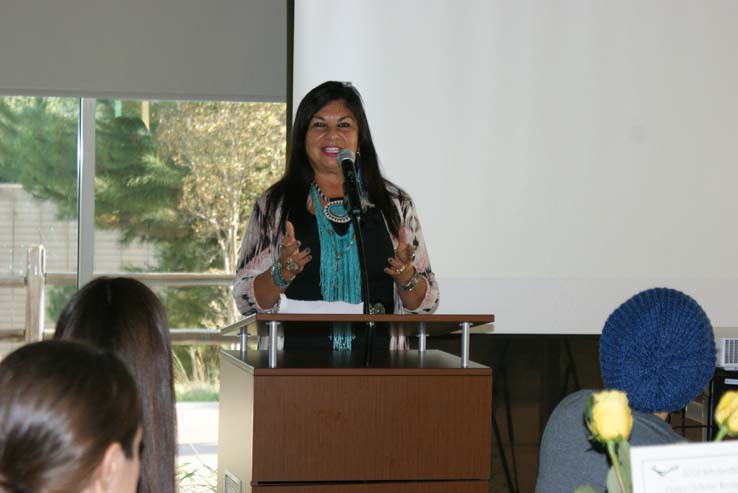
[337, 148, 364, 216]
[336, 148, 378, 343]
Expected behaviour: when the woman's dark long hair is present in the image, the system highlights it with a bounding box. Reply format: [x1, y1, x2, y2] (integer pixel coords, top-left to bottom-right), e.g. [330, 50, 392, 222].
[0, 340, 141, 493]
[54, 277, 176, 493]
[266, 81, 403, 238]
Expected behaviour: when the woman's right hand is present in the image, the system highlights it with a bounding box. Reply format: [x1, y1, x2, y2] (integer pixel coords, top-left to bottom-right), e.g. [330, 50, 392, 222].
[278, 221, 312, 283]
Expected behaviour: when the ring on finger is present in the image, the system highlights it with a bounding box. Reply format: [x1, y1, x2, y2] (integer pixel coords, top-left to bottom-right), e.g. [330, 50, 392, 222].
[284, 256, 299, 273]
[395, 264, 407, 275]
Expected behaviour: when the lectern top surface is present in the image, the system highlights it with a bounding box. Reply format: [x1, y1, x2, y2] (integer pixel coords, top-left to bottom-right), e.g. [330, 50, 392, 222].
[255, 313, 494, 323]
[239, 313, 494, 338]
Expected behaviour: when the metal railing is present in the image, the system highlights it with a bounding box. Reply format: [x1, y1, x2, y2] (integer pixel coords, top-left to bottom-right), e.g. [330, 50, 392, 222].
[0, 245, 239, 346]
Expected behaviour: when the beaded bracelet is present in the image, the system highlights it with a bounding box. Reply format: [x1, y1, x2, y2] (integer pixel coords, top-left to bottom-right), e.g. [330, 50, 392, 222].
[271, 261, 291, 289]
[398, 269, 421, 292]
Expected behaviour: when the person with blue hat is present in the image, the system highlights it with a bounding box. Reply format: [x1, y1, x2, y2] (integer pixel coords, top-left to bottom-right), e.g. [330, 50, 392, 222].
[535, 287, 716, 493]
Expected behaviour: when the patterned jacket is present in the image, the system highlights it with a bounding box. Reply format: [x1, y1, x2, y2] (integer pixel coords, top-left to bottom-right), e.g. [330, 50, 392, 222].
[233, 182, 439, 315]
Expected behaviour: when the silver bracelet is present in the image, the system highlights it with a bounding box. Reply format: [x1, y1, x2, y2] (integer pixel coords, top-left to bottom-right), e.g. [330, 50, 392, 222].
[398, 269, 421, 292]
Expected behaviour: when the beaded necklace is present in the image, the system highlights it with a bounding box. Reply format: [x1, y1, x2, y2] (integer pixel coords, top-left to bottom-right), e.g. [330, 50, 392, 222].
[312, 182, 351, 224]
[310, 185, 361, 303]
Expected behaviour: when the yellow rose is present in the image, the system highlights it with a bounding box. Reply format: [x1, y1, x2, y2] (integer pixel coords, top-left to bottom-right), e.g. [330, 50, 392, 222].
[587, 390, 634, 442]
[728, 410, 738, 435]
[715, 390, 738, 435]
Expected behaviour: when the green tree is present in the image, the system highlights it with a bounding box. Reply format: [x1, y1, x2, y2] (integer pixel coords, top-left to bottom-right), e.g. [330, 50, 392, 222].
[153, 101, 286, 325]
[94, 107, 188, 243]
[0, 101, 18, 165]
[0, 96, 286, 331]
[0, 98, 77, 215]
[0, 98, 187, 239]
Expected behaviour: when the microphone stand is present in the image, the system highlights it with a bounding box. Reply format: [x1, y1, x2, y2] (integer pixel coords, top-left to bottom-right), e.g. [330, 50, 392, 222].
[340, 157, 375, 367]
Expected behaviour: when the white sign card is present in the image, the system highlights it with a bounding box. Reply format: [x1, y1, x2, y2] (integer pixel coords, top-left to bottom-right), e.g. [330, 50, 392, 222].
[278, 294, 363, 314]
[631, 440, 738, 493]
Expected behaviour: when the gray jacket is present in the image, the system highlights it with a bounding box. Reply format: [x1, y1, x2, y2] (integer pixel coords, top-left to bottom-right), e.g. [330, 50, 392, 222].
[535, 389, 685, 493]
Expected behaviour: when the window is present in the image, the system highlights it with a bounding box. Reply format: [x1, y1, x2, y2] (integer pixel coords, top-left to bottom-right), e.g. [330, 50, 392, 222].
[0, 95, 286, 489]
[0, 96, 79, 334]
[92, 98, 286, 328]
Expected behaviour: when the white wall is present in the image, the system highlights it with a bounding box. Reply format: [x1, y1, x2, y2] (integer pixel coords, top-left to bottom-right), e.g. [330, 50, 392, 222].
[294, 0, 738, 333]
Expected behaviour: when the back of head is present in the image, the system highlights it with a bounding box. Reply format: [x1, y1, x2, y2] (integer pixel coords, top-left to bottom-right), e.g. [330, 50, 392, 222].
[600, 287, 716, 413]
[54, 277, 175, 493]
[0, 340, 141, 493]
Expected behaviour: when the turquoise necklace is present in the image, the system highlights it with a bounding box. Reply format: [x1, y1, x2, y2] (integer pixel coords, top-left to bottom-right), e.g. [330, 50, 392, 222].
[313, 182, 351, 223]
[311, 184, 361, 304]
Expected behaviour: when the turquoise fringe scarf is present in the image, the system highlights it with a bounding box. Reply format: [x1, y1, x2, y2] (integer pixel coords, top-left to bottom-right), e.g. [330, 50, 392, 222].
[311, 186, 362, 304]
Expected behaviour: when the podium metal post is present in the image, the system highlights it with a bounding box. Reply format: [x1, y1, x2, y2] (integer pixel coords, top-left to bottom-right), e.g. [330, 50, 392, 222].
[461, 322, 471, 368]
[268, 321, 278, 368]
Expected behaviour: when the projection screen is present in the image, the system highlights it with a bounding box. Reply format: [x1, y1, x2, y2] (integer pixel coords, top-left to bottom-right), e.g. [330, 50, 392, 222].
[294, 0, 738, 334]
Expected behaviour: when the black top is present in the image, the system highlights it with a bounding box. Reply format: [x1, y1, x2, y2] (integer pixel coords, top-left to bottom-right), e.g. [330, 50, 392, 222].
[286, 202, 395, 314]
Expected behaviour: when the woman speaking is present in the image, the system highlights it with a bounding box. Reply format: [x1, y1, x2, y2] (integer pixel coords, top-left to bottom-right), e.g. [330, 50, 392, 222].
[233, 81, 438, 326]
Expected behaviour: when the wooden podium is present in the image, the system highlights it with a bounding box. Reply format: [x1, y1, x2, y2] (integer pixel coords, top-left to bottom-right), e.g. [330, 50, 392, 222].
[217, 314, 493, 493]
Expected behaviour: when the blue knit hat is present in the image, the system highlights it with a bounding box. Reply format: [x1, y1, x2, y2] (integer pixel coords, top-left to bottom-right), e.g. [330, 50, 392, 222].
[600, 288, 715, 413]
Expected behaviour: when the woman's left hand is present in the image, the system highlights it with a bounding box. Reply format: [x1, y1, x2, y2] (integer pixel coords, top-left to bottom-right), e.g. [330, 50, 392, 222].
[384, 227, 416, 285]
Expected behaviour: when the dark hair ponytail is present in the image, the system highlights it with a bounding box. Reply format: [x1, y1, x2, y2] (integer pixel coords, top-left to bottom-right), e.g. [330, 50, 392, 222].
[54, 277, 176, 493]
[0, 340, 142, 493]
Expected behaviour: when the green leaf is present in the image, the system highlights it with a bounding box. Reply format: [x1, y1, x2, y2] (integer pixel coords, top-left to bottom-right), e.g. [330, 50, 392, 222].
[606, 466, 623, 493]
[575, 485, 601, 493]
[584, 393, 598, 440]
[617, 440, 632, 492]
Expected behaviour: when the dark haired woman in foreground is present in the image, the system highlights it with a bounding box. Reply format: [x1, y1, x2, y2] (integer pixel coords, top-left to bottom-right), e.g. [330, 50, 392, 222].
[234, 81, 439, 341]
[55, 277, 176, 493]
[0, 340, 142, 493]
